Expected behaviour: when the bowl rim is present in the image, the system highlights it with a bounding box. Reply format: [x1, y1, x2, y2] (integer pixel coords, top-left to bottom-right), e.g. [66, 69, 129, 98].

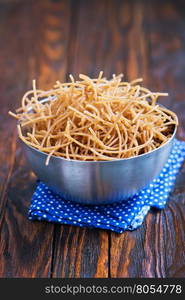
[20, 98, 178, 164]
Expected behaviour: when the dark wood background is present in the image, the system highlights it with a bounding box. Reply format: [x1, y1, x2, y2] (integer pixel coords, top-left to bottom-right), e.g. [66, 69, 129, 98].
[0, 0, 185, 278]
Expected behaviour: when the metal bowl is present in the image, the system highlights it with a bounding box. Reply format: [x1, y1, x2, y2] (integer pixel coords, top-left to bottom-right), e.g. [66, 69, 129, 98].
[21, 102, 177, 205]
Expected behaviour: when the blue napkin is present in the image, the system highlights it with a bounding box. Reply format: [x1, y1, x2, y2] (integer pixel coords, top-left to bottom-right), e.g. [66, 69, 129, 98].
[28, 139, 185, 233]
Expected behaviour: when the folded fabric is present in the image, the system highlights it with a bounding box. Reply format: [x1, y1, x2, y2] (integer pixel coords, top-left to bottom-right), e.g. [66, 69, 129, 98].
[28, 139, 185, 233]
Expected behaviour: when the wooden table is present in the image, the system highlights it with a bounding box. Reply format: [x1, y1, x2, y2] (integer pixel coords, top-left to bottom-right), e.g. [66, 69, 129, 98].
[0, 0, 185, 278]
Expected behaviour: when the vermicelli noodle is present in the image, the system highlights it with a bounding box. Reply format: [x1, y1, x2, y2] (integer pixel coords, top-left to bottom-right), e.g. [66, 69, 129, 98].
[9, 73, 178, 165]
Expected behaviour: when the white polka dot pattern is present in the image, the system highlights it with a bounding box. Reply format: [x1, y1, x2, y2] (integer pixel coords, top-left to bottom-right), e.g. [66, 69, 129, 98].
[28, 139, 185, 233]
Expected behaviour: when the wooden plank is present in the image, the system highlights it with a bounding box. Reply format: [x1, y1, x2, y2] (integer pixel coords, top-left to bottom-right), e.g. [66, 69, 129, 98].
[67, 0, 144, 78]
[145, 0, 185, 277]
[0, 0, 71, 277]
[51, 0, 110, 278]
[0, 0, 27, 229]
[1, 0, 184, 279]
[110, 0, 185, 278]
[52, 226, 108, 278]
[109, 0, 151, 278]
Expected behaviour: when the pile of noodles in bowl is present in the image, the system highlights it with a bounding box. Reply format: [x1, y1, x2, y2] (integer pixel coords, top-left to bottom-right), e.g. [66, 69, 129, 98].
[9, 72, 178, 165]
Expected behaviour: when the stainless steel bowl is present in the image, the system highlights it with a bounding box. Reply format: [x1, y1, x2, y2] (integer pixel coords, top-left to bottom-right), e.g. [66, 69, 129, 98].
[22, 119, 177, 205]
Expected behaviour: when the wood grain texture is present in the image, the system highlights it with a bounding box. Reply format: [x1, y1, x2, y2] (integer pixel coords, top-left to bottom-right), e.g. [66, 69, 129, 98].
[0, 0, 72, 277]
[0, 0, 185, 278]
[52, 226, 108, 278]
[0, 148, 54, 277]
[110, 0, 185, 278]
[0, 0, 27, 229]
[52, 0, 109, 278]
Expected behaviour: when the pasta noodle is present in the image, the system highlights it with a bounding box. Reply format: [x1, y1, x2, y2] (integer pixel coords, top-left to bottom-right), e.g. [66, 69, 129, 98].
[9, 72, 178, 165]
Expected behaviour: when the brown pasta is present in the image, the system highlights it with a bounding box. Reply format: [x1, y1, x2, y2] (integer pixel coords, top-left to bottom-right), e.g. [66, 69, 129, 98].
[9, 73, 178, 165]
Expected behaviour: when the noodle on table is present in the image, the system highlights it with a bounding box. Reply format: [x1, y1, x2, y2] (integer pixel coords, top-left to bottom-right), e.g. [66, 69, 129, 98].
[9, 73, 178, 165]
